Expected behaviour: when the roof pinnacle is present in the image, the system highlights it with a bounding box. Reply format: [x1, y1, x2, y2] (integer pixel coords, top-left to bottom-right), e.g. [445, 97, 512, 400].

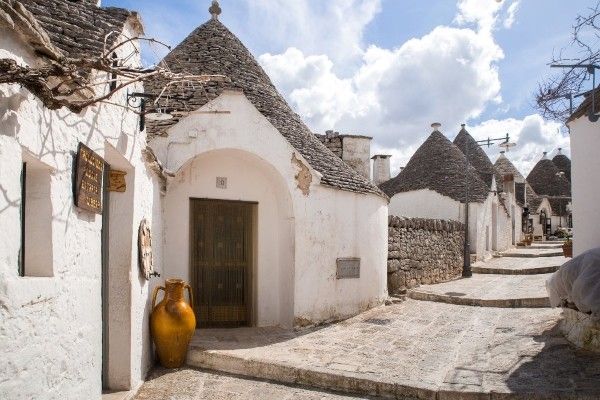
[209, 0, 222, 20]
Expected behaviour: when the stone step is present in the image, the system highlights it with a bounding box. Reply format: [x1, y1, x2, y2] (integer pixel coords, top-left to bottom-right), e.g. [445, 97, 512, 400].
[517, 244, 563, 249]
[407, 290, 550, 308]
[496, 251, 563, 258]
[406, 274, 552, 308]
[471, 265, 559, 275]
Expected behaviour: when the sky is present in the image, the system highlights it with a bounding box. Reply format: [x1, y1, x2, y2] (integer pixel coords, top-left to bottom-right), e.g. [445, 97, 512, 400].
[104, 0, 595, 176]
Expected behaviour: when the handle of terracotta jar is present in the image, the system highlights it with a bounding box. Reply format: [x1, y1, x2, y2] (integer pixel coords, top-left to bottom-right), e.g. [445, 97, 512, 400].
[185, 284, 194, 310]
[152, 286, 165, 309]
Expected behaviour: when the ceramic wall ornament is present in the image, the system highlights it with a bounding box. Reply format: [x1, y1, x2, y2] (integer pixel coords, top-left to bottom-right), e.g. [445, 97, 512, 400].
[138, 218, 155, 280]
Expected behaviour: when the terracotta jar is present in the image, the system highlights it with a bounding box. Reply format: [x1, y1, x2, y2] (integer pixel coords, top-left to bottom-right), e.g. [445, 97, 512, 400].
[150, 279, 196, 368]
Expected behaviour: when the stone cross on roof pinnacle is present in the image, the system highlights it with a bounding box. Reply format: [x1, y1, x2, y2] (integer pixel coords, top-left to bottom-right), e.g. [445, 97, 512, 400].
[209, 1, 222, 20]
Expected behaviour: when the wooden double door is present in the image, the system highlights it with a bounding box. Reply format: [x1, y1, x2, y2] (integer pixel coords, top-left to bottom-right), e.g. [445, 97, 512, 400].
[190, 199, 254, 328]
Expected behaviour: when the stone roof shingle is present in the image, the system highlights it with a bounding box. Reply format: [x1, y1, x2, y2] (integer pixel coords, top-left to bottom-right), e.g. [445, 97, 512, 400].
[552, 152, 571, 182]
[19, 0, 140, 58]
[527, 157, 571, 197]
[380, 130, 490, 203]
[144, 18, 383, 196]
[454, 128, 496, 188]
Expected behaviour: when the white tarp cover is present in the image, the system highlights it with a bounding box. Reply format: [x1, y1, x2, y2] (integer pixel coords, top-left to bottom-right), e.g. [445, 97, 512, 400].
[547, 247, 600, 318]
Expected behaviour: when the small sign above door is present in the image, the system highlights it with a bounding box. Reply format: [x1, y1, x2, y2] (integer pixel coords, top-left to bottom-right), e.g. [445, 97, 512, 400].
[74, 143, 104, 214]
[336, 258, 360, 279]
[216, 177, 228, 189]
[109, 169, 127, 192]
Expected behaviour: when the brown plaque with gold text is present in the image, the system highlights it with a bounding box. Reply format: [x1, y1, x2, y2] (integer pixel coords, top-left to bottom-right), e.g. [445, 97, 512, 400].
[75, 143, 104, 214]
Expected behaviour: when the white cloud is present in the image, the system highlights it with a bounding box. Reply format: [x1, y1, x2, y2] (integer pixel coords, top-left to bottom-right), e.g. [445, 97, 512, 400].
[504, 1, 521, 28]
[467, 115, 570, 176]
[243, 0, 381, 66]
[454, 0, 521, 32]
[260, 23, 504, 151]
[255, 0, 547, 179]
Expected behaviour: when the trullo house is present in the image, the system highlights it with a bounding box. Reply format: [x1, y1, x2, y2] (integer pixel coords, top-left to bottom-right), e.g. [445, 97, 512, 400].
[145, 8, 389, 327]
[526, 152, 572, 238]
[380, 124, 500, 260]
[0, 0, 388, 398]
[493, 151, 528, 241]
[454, 126, 519, 249]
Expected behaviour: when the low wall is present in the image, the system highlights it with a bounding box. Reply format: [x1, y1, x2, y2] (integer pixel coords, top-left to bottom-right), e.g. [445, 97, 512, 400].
[560, 308, 600, 352]
[388, 216, 465, 295]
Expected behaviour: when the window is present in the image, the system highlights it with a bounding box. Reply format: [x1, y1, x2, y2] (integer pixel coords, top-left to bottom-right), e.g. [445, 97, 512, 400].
[109, 52, 118, 92]
[20, 155, 53, 277]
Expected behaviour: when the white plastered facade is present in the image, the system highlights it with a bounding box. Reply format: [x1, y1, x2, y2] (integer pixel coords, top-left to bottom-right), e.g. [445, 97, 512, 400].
[568, 115, 599, 256]
[0, 24, 163, 399]
[388, 177, 516, 260]
[150, 90, 389, 328]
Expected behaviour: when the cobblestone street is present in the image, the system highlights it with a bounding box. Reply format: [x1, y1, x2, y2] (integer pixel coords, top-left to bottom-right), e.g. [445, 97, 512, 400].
[135, 246, 600, 399]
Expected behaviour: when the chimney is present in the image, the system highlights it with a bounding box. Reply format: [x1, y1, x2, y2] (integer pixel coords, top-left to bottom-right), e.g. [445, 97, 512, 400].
[543, 151, 548, 159]
[372, 155, 391, 185]
[339, 135, 372, 179]
[431, 122, 442, 132]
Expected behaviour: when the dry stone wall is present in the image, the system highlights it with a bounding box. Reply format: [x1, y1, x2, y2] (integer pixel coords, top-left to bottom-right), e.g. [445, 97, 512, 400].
[388, 216, 465, 295]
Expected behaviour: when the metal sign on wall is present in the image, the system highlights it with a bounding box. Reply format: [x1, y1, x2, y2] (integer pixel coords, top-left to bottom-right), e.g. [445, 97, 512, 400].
[74, 143, 104, 214]
[336, 258, 361, 279]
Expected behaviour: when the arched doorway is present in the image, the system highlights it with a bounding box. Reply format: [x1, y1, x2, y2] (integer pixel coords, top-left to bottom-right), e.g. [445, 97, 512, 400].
[164, 149, 295, 328]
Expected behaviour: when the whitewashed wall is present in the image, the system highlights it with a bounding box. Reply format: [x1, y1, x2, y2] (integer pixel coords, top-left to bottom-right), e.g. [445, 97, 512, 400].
[569, 116, 598, 255]
[389, 189, 462, 221]
[151, 91, 388, 327]
[0, 25, 161, 399]
[388, 189, 499, 260]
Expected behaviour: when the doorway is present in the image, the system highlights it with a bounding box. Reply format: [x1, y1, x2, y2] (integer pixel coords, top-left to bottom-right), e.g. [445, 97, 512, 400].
[190, 199, 255, 328]
[491, 205, 498, 251]
[101, 145, 135, 392]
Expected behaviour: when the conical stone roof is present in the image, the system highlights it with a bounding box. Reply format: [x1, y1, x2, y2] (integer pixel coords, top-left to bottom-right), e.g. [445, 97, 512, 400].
[494, 152, 530, 207]
[552, 152, 571, 182]
[380, 130, 489, 203]
[494, 152, 525, 183]
[145, 18, 382, 196]
[454, 128, 496, 188]
[527, 157, 571, 197]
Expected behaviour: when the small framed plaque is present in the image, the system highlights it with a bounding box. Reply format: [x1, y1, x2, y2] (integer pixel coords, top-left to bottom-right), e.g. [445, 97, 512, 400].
[216, 177, 227, 189]
[336, 258, 360, 279]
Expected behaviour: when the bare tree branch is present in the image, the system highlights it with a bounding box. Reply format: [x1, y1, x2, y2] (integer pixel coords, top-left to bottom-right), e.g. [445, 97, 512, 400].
[535, 1, 600, 120]
[0, 0, 228, 114]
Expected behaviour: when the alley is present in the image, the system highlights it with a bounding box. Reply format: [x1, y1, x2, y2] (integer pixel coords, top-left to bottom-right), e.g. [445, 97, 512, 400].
[134, 244, 600, 399]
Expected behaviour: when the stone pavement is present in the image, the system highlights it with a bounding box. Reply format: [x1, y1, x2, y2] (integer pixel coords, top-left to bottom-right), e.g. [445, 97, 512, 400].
[134, 245, 596, 399]
[134, 368, 374, 400]
[407, 274, 551, 307]
[471, 255, 566, 275]
[185, 301, 600, 399]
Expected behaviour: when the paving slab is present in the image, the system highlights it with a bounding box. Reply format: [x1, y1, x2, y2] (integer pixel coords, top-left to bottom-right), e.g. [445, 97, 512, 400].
[408, 274, 551, 308]
[471, 256, 567, 275]
[186, 301, 600, 399]
[134, 368, 374, 400]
